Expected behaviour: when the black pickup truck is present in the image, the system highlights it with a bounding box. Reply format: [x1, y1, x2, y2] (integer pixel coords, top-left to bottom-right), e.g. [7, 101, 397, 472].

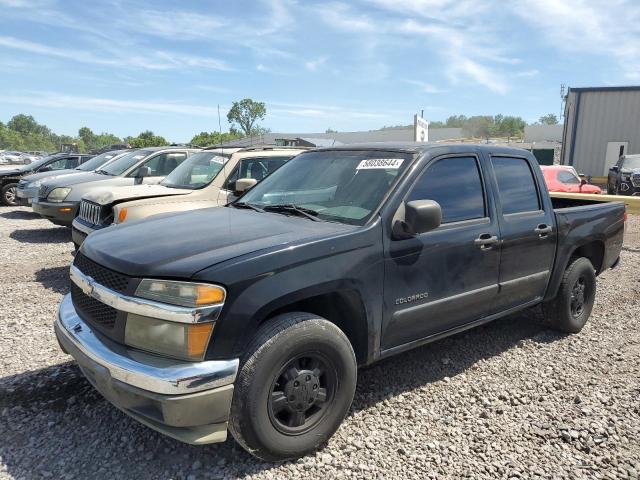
[55, 144, 624, 461]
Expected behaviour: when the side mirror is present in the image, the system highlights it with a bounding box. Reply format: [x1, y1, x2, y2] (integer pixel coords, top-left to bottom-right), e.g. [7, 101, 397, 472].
[137, 165, 151, 178]
[610, 165, 619, 172]
[234, 178, 257, 195]
[393, 200, 442, 239]
[38, 166, 51, 172]
[135, 165, 151, 184]
[580, 178, 587, 186]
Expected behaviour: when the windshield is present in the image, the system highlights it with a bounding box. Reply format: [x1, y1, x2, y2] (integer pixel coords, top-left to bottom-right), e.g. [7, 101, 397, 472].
[556, 169, 580, 184]
[17, 154, 61, 172]
[238, 150, 414, 225]
[161, 151, 230, 189]
[76, 150, 124, 171]
[99, 149, 152, 176]
[622, 157, 640, 170]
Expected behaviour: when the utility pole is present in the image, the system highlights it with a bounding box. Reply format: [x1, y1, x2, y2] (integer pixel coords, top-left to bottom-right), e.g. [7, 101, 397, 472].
[560, 84, 566, 120]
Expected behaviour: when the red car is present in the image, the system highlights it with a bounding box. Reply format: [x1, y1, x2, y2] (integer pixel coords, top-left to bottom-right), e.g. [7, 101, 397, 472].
[540, 165, 602, 194]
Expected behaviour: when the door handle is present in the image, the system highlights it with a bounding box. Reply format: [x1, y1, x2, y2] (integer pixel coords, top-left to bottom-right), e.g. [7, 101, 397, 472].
[474, 233, 499, 250]
[534, 224, 552, 237]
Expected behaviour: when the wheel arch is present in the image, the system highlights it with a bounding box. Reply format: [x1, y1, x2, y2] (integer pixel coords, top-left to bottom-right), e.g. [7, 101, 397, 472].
[248, 288, 371, 366]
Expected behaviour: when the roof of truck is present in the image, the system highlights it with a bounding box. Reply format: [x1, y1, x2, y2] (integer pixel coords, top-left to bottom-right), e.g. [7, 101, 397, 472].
[313, 142, 532, 155]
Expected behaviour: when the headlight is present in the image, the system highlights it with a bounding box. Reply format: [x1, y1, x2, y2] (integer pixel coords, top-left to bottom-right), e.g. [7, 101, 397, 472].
[135, 279, 225, 307]
[47, 187, 71, 202]
[125, 313, 214, 361]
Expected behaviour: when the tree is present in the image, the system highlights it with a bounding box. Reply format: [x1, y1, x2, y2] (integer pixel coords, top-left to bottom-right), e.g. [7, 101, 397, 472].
[325, 128, 338, 133]
[128, 131, 167, 148]
[500, 116, 526, 142]
[78, 127, 96, 150]
[538, 113, 559, 125]
[190, 130, 242, 147]
[7, 114, 50, 136]
[227, 98, 267, 136]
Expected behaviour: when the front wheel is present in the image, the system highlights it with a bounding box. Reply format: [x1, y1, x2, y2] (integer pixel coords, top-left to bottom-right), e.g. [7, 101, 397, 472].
[229, 312, 357, 461]
[543, 257, 596, 333]
[1, 183, 18, 206]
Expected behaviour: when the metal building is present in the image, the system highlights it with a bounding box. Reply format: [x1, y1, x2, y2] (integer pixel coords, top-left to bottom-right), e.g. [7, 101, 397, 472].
[562, 86, 640, 177]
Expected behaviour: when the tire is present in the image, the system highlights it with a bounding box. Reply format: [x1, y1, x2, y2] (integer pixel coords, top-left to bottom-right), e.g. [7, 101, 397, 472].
[229, 312, 357, 461]
[1, 183, 18, 206]
[543, 257, 596, 333]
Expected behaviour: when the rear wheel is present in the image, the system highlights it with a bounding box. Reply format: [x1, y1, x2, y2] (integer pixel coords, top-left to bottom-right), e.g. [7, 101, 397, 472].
[543, 257, 596, 333]
[229, 312, 357, 461]
[1, 183, 18, 206]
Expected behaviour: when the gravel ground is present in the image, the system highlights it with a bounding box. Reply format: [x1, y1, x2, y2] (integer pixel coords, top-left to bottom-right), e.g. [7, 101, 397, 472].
[1, 206, 639, 480]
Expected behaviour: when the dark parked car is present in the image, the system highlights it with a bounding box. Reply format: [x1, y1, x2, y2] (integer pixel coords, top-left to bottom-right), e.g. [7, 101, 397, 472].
[0, 153, 93, 206]
[16, 150, 130, 204]
[607, 154, 640, 195]
[56, 144, 624, 460]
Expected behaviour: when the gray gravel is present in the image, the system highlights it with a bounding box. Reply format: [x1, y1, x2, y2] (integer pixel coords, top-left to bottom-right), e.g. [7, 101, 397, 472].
[1, 205, 639, 480]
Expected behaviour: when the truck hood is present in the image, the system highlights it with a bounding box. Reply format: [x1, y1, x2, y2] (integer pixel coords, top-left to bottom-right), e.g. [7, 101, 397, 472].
[82, 207, 354, 278]
[83, 184, 191, 206]
[21, 169, 81, 184]
[0, 169, 22, 177]
[45, 171, 106, 187]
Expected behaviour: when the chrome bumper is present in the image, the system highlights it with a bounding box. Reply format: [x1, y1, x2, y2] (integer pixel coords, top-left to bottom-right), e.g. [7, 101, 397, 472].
[56, 294, 238, 395]
[16, 187, 38, 199]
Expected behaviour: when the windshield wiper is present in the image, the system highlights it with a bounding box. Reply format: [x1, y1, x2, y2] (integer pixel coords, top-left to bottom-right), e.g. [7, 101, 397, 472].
[232, 202, 265, 213]
[263, 204, 322, 221]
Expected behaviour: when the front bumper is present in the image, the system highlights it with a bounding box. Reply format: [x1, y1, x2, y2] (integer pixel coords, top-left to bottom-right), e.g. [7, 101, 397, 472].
[32, 198, 79, 226]
[71, 218, 102, 247]
[619, 181, 640, 196]
[16, 186, 38, 200]
[55, 294, 239, 444]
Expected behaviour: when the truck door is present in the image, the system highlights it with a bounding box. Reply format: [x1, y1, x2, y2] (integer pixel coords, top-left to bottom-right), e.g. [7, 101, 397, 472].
[486, 155, 556, 312]
[381, 154, 501, 350]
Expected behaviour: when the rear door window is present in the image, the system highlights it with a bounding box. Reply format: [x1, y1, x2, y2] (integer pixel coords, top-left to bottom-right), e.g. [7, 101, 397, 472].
[408, 156, 486, 224]
[491, 157, 540, 214]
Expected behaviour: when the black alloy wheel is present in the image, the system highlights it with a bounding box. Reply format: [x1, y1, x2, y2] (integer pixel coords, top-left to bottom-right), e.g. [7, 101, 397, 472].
[268, 353, 336, 434]
[570, 275, 587, 318]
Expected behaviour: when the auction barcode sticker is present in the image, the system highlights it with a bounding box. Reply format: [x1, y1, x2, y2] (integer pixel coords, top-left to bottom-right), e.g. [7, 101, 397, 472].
[356, 158, 404, 170]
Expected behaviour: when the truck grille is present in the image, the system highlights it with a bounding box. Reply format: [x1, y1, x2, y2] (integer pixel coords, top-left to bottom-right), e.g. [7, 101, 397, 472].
[38, 184, 51, 199]
[79, 200, 104, 226]
[632, 173, 640, 188]
[73, 252, 130, 293]
[71, 284, 117, 330]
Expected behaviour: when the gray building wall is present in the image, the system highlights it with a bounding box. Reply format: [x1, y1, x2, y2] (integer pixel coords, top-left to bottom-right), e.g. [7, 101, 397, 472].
[220, 127, 465, 148]
[524, 124, 563, 142]
[562, 86, 640, 176]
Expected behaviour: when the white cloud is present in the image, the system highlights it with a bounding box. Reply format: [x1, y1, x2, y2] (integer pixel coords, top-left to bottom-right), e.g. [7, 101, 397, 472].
[318, 1, 513, 94]
[0, 91, 225, 117]
[305, 56, 328, 71]
[510, 0, 640, 80]
[404, 80, 446, 94]
[0, 35, 231, 71]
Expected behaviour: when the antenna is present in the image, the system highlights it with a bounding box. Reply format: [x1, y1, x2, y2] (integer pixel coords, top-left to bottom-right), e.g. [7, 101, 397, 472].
[216, 103, 230, 207]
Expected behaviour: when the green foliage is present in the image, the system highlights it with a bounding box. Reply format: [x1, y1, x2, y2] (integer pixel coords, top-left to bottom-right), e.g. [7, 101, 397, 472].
[189, 130, 242, 147]
[128, 130, 167, 148]
[78, 126, 122, 152]
[227, 98, 267, 136]
[325, 128, 338, 133]
[538, 113, 559, 125]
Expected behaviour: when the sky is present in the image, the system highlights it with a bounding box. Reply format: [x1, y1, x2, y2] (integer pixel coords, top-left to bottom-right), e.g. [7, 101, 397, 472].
[0, 0, 639, 142]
